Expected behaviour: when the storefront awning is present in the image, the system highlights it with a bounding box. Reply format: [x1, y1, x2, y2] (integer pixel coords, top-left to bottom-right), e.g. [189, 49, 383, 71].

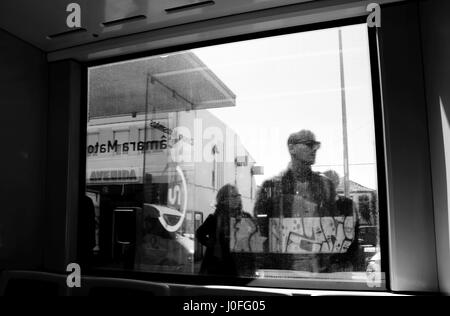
[89, 51, 236, 118]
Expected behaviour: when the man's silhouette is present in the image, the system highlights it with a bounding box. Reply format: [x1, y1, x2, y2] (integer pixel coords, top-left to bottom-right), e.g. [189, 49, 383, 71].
[254, 130, 338, 272]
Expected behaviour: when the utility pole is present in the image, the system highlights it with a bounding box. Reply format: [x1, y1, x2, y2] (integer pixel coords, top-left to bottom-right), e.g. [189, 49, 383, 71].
[339, 29, 350, 198]
[142, 73, 150, 197]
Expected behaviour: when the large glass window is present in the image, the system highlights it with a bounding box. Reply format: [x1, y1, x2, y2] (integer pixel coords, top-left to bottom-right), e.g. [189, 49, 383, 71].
[84, 23, 384, 289]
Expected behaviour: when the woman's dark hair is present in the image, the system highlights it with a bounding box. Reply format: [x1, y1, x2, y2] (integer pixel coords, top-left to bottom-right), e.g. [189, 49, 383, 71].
[215, 184, 242, 214]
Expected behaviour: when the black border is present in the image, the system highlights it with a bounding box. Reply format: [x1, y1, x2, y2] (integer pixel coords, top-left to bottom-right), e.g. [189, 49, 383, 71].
[79, 15, 389, 292]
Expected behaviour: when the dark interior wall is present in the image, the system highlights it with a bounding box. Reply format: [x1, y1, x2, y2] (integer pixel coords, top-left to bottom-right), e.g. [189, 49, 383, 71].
[44, 60, 83, 272]
[420, 0, 450, 294]
[378, 2, 438, 292]
[0, 29, 83, 273]
[0, 29, 48, 269]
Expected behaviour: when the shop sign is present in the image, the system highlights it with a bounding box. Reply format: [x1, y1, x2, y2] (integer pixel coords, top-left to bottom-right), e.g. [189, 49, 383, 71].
[87, 168, 140, 183]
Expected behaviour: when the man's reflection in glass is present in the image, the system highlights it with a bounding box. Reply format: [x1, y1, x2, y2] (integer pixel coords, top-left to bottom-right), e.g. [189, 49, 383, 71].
[254, 130, 338, 272]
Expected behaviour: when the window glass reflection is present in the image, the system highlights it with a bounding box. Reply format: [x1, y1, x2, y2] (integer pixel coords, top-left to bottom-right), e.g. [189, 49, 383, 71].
[84, 23, 384, 289]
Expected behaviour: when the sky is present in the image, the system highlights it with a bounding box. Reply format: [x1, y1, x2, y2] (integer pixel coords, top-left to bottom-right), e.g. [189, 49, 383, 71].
[192, 23, 378, 190]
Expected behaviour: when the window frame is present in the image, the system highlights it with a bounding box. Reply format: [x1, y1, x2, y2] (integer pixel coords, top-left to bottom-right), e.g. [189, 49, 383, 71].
[79, 16, 389, 292]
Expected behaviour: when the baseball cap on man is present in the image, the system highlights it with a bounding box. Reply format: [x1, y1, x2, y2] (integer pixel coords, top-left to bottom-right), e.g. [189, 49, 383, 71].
[287, 130, 320, 146]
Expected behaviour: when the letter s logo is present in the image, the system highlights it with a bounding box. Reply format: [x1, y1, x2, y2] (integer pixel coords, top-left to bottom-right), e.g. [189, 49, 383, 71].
[158, 166, 188, 233]
[168, 185, 181, 205]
